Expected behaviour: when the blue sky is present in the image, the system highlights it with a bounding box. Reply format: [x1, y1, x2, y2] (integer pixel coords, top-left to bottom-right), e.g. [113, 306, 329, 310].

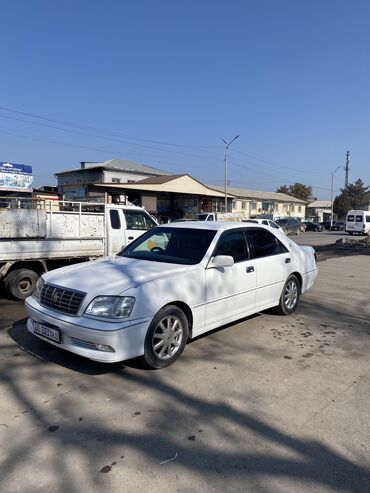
[1, 0, 370, 199]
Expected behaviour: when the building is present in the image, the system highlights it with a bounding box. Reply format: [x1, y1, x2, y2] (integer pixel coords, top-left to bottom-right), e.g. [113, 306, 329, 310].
[306, 200, 332, 223]
[55, 158, 171, 201]
[207, 185, 307, 220]
[55, 158, 308, 222]
[93, 174, 227, 222]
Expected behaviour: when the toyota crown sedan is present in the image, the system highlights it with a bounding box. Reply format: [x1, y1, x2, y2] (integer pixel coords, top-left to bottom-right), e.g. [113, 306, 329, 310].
[25, 222, 318, 368]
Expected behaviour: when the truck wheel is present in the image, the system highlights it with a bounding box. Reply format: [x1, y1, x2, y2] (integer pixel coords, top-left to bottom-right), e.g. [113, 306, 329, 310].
[5, 269, 39, 300]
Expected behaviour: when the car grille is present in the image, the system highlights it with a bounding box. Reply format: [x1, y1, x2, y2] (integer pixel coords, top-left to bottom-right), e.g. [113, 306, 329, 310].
[40, 284, 86, 316]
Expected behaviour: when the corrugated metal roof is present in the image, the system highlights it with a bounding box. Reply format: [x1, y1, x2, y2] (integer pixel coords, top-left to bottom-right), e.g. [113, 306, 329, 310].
[55, 158, 170, 176]
[207, 185, 307, 204]
[137, 174, 184, 184]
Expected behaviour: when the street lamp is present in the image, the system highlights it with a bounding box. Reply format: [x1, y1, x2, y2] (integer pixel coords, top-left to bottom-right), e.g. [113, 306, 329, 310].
[330, 165, 341, 227]
[222, 134, 239, 212]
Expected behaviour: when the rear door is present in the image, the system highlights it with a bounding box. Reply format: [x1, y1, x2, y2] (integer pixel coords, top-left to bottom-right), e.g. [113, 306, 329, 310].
[354, 212, 364, 233]
[245, 228, 290, 310]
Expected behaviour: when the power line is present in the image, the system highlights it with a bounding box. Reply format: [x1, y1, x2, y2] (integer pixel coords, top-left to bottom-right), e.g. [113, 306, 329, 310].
[0, 105, 221, 150]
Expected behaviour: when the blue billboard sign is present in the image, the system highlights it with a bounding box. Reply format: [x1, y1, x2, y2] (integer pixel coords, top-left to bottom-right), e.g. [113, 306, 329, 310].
[0, 162, 33, 192]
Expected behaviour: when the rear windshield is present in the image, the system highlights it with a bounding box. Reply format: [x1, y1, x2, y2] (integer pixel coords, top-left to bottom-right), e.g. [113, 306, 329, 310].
[356, 215, 363, 222]
[120, 227, 217, 265]
[347, 215, 354, 222]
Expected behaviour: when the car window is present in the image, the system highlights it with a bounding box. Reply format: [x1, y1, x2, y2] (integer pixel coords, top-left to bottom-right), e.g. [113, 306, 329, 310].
[268, 220, 279, 229]
[120, 227, 217, 265]
[124, 211, 156, 230]
[355, 215, 363, 222]
[214, 231, 249, 263]
[262, 220, 269, 226]
[246, 229, 288, 259]
[366, 215, 370, 222]
[347, 215, 354, 222]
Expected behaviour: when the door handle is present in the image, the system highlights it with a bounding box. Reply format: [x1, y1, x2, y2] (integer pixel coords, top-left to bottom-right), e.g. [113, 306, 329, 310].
[285, 258, 291, 264]
[128, 236, 134, 240]
[246, 266, 254, 273]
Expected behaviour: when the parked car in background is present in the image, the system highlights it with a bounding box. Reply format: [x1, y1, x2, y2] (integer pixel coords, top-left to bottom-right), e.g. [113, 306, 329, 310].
[320, 221, 332, 230]
[275, 218, 305, 235]
[330, 221, 345, 231]
[302, 222, 325, 232]
[243, 218, 285, 234]
[25, 222, 318, 369]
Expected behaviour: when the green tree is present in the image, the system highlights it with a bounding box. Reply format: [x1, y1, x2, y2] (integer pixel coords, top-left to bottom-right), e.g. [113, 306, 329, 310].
[333, 179, 369, 217]
[276, 183, 313, 202]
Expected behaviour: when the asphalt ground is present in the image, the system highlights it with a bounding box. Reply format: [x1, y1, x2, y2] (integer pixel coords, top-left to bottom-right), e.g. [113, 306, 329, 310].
[0, 232, 369, 493]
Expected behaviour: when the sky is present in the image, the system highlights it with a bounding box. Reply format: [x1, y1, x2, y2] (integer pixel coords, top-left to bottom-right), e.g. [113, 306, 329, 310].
[1, 0, 370, 199]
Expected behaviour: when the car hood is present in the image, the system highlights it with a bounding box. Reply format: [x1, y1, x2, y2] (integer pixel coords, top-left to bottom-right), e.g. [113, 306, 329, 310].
[42, 257, 190, 296]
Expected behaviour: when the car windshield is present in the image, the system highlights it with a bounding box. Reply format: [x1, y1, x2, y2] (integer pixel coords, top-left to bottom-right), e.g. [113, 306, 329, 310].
[119, 227, 217, 265]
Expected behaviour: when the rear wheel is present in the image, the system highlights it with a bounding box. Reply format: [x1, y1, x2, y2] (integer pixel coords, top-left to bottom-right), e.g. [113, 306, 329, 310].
[142, 305, 189, 369]
[5, 269, 39, 300]
[274, 275, 300, 315]
[348, 231, 353, 236]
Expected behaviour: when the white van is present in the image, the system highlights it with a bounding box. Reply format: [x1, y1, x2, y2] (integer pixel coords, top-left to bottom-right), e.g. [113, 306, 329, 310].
[345, 210, 370, 235]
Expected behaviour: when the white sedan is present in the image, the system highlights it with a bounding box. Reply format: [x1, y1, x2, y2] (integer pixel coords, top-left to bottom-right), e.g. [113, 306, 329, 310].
[25, 222, 318, 368]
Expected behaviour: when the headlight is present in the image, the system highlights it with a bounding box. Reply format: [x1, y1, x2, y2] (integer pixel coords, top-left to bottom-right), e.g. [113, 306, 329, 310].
[33, 277, 44, 301]
[85, 296, 135, 319]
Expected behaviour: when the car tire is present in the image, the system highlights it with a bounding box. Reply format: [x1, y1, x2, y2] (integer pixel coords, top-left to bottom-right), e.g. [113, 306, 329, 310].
[274, 275, 300, 315]
[5, 268, 39, 300]
[142, 305, 189, 369]
[348, 231, 353, 236]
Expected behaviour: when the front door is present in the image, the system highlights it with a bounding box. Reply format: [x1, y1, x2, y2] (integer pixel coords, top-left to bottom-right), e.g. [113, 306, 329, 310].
[205, 230, 256, 330]
[123, 210, 156, 245]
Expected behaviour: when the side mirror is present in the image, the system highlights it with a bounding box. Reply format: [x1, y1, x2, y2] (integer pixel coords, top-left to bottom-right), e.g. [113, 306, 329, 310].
[208, 255, 234, 268]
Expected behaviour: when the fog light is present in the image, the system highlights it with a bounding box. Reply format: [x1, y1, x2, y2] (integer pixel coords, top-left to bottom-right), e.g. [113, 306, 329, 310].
[95, 344, 115, 352]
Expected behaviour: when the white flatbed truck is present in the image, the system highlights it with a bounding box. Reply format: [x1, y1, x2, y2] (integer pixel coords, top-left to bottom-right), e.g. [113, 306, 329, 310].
[0, 199, 156, 299]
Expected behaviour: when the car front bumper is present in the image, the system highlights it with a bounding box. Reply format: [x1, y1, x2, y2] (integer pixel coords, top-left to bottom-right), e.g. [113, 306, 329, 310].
[25, 297, 150, 363]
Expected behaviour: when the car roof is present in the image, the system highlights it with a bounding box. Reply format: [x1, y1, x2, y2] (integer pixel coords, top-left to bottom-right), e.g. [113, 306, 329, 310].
[159, 221, 268, 232]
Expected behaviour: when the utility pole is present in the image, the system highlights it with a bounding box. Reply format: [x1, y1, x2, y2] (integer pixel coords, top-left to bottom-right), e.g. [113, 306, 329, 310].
[344, 149, 350, 188]
[330, 165, 341, 227]
[222, 135, 239, 213]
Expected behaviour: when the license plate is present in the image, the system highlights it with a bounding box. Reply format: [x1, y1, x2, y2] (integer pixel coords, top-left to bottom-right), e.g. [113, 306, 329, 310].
[34, 322, 61, 343]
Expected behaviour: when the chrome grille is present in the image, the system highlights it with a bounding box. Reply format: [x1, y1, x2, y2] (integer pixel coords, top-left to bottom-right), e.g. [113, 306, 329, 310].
[40, 284, 86, 316]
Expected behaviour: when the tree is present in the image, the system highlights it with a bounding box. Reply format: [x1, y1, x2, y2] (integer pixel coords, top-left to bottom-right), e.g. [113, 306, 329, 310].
[333, 179, 370, 217]
[276, 183, 313, 202]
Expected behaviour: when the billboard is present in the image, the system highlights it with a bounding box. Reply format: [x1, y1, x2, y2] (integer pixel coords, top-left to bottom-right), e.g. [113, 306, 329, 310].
[0, 162, 33, 192]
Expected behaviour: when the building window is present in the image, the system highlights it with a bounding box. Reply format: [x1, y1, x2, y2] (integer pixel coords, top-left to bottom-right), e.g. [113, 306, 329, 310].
[127, 180, 136, 184]
[112, 178, 121, 183]
[241, 201, 246, 210]
[251, 201, 257, 210]
[298, 206, 302, 213]
[283, 204, 287, 211]
[291, 205, 295, 213]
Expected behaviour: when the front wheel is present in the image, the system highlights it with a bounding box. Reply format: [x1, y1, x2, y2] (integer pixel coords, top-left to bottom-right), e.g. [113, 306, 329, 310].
[142, 305, 189, 369]
[274, 275, 300, 315]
